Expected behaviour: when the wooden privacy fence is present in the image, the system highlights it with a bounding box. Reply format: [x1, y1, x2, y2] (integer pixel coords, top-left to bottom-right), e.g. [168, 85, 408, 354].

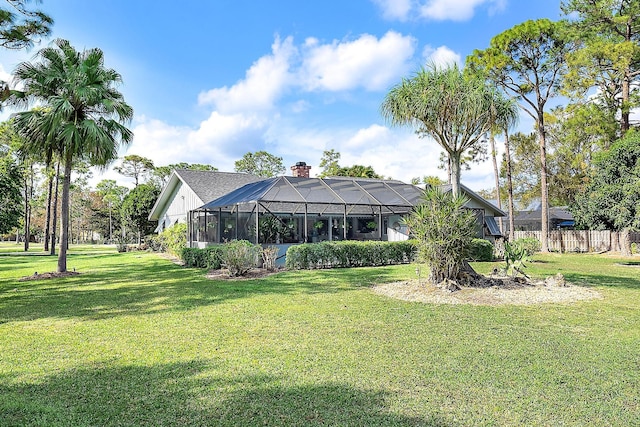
[513, 230, 640, 253]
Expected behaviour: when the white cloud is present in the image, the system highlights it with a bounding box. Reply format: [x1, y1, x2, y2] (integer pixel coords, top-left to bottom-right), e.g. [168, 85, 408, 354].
[94, 30, 500, 191]
[372, 0, 413, 21]
[420, 0, 506, 21]
[333, 125, 444, 182]
[300, 31, 415, 92]
[422, 45, 461, 67]
[126, 117, 192, 166]
[0, 64, 10, 82]
[197, 36, 296, 113]
[186, 111, 268, 165]
[344, 124, 391, 149]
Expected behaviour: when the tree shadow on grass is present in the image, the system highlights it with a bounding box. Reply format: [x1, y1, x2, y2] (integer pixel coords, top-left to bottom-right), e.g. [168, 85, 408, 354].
[0, 253, 399, 323]
[562, 271, 640, 290]
[0, 361, 451, 426]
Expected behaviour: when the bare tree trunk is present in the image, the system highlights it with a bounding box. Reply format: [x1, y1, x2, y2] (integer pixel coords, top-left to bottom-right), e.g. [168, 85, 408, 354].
[621, 21, 632, 134]
[621, 73, 630, 134]
[489, 131, 503, 233]
[23, 164, 33, 252]
[504, 128, 515, 242]
[50, 161, 60, 256]
[450, 152, 461, 197]
[58, 153, 72, 273]
[43, 169, 54, 252]
[620, 228, 631, 256]
[108, 204, 113, 243]
[23, 177, 29, 251]
[538, 119, 549, 253]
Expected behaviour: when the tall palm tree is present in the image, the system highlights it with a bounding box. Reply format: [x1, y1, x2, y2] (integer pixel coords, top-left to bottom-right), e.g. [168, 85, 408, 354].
[8, 39, 133, 272]
[381, 64, 497, 197]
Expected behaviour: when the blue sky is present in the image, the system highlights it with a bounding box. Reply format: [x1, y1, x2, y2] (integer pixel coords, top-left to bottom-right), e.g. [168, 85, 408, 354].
[0, 0, 563, 190]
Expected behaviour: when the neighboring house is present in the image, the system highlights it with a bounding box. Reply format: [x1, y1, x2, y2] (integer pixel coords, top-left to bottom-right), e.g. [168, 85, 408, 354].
[513, 203, 575, 231]
[148, 169, 261, 233]
[439, 184, 507, 241]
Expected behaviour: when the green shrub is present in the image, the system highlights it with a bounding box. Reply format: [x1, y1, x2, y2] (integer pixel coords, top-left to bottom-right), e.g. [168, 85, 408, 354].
[159, 223, 187, 256]
[145, 234, 166, 252]
[285, 240, 417, 269]
[631, 242, 638, 255]
[180, 246, 225, 269]
[114, 235, 129, 253]
[222, 240, 261, 276]
[513, 237, 540, 257]
[467, 238, 494, 261]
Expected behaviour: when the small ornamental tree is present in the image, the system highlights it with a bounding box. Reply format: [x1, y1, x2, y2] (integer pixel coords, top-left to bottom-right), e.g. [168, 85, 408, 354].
[404, 187, 477, 284]
[381, 63, 499, 197]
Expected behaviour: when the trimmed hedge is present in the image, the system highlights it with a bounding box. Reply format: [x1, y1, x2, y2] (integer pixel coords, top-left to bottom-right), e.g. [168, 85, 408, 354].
[467, 238, 495, 262]
[180, 246, 225, 269]
[285, 240, 417, 269]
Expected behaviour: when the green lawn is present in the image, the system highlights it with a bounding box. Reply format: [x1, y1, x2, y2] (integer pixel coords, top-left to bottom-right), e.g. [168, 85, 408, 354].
[1, 246, 638, 426]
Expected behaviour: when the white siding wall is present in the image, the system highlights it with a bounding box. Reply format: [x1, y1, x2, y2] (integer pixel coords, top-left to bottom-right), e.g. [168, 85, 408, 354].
[157, 182, 203, 232]
[463, 199, 494, 217]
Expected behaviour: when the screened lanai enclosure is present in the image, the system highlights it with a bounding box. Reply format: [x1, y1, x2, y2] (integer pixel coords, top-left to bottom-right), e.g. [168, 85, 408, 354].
[188, 176, 424, 248]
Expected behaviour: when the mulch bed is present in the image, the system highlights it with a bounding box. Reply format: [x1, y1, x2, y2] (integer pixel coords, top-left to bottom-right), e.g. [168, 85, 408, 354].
[19, 271, 81, 282]
[372, 273, 602, 306]
[206, 268, 283, 280]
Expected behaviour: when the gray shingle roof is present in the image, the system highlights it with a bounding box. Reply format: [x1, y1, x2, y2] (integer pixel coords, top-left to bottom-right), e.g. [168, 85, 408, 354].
[174, 170, 262, 204]
[148, 169, 263, 221]
[438, 183, 507, 217]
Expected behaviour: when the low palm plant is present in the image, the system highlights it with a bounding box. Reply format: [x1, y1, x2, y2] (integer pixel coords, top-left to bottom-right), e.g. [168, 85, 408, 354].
[503, 240, 529, 278]
[404, 188, 477, 284]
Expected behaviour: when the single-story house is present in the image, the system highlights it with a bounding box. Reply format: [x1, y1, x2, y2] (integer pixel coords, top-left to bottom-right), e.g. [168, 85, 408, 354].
[513, 204, 575, 231]
[189, 175, 425, 249]
[148, 169, 262, 233]
[149, 163, 506, 253]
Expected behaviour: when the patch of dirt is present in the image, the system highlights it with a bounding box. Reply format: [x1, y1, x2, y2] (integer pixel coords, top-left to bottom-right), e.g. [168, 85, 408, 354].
[157, 253, 184, 265]
[206, 268, 283, 280]
[19, 271, 80, 281]
[371, 274, 602, 306]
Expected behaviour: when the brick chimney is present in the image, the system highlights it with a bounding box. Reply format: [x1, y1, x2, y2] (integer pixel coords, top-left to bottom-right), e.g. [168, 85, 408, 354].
[291, 161, 311, 178]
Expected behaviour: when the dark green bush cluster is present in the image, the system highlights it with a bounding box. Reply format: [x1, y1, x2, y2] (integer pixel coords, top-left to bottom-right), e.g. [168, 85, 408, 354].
[180, 246, 225, 269]
[467, 238, 494, 261]
[285, 240, 417, 270]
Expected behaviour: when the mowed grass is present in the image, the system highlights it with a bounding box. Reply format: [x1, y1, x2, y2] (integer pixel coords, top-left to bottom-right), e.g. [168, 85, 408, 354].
[0, 246, 638, 426]
[0, 241, 117, 255]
